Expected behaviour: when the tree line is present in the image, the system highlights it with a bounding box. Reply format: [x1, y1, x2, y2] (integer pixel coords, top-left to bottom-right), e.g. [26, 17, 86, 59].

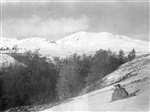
[0, 49, 136, 111]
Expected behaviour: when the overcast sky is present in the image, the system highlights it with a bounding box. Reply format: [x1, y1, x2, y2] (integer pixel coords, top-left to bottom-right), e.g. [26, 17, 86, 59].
[0, 0, 149, 41]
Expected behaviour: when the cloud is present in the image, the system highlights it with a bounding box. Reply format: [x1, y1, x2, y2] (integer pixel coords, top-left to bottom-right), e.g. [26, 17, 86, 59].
[2, 1, 148, 41]
[3, 16, 88, 39]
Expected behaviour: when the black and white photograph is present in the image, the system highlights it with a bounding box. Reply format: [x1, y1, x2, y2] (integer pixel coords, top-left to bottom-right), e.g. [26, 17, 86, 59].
[0, 0, 149, 112]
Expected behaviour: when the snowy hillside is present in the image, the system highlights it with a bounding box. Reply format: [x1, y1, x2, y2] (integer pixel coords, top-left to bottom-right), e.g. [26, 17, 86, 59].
[101, 54, 150, 86]
[39, 54, 150, 112]
[0, 54, 18, 69]
[57, 32, 149, 55]
[1, 32, 149, 57]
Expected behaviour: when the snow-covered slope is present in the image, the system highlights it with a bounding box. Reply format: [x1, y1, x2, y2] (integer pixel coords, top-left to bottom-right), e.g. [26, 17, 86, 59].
[57, 32, 149, 55]
[101, 54, 150, 86]
[39, 54, 150, 112]
[0, 54, 18, 69]
[0, 32, 149, 57]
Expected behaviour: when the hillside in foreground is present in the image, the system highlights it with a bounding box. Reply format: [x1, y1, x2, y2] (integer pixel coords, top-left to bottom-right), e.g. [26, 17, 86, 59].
[39, 54, 150, 112]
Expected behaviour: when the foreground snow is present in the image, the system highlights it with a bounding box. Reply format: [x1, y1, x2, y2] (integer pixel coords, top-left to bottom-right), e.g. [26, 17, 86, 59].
[40, 80, 149, 112]
[39, 55, 150, 112]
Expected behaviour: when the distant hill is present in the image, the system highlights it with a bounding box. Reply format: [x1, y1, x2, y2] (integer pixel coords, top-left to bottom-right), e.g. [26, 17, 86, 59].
[1, 32, 149, 57]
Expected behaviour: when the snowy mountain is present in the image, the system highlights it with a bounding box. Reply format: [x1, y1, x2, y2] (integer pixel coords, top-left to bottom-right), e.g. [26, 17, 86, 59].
[0, 32, 149, 57]
[39, 54, 150, 112]
[57, 32, 149, 55]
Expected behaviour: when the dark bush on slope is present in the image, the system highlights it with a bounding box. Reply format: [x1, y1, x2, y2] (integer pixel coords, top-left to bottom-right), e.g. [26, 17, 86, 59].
[85, 49, 128, 85]
[56, 54, 92, 100]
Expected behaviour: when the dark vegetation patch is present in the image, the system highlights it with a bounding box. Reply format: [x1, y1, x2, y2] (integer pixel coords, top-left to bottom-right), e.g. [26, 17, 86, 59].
[0, 49, 136, 111]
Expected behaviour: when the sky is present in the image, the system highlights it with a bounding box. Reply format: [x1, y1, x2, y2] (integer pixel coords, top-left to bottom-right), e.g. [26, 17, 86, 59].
[0, 0, 149, 41]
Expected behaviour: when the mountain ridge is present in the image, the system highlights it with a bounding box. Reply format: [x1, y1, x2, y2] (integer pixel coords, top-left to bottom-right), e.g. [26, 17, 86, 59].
[0, 32, 149, 57]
